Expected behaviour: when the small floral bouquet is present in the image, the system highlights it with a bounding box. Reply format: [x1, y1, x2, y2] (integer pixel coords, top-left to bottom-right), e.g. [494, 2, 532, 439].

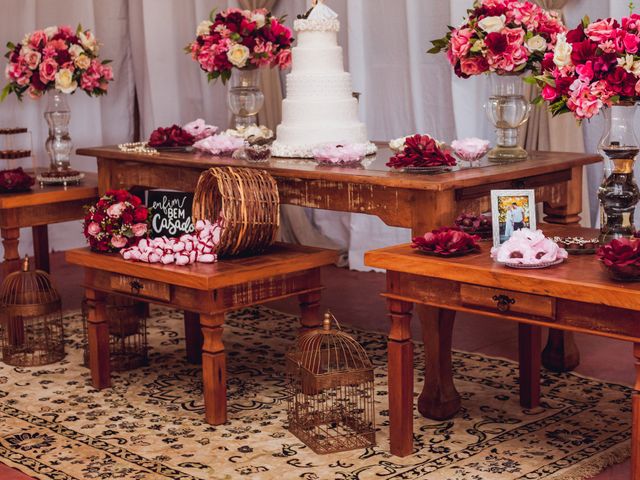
[429, 0, 566, 77]
[83, 190, 150, 253]
[386, 134, 457, 170]
[187, 8, 293, 84]
[148, 125, 196, 149]
[530, 14, 640, 119]
[451, 137, 491, 162]
[412, 227, 481, 257]
[455, 212, 492, 239]
[194, 133, 246, 155]
[0, 167, 35, 192]
[597, 237, 640, 280]
[2, 25, 113, 101]
[313, 143, 368, 167]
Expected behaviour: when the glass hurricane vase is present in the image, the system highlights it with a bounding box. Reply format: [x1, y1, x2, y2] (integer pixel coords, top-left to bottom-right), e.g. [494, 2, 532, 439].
[597, 103, 640, 243]
[485, 74, 531, 163]
[41, 90, 81, 184]
[227, 68, 264, 130]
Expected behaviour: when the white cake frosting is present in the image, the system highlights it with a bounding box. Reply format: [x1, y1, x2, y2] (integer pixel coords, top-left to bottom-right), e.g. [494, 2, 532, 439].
[272, 1, 376, 158]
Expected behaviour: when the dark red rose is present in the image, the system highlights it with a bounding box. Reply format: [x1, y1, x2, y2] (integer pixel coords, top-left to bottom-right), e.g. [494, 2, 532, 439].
[130, 194, 142, 207]
[0, 167, 35, 192]
[555, 76, 574, 96]
[454, 61, 470, 79]
[93, 212, 105, 223]
[55, 49, 71, 65]
[570, 40, 597, 66]
[606, 67, 634, 95]
[121, 212, 133, 225]
[411, 227, 480, 256]
[387, 135, 457, 169]
[133, 206, 148, 222]
[214, 52, 232, 71]
[148, 125, 194, 148]
[485, 32, 508, 55]
[566, 23, 586, 43]
[114, 190, 129, 202]
[593, 52, 618, 76]
[541, 52, 555, 73]
[30, 72, 47, 91]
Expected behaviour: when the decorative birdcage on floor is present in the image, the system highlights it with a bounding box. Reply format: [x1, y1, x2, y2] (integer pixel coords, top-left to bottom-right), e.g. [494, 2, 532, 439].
[0, 257, 64, 366]
[286, 312, 376, 454]
[81, 295, 148, 372]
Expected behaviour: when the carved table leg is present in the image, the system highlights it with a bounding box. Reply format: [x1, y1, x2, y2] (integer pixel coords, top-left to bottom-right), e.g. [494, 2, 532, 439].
[201, 313, 226, 425]
[1, 227, 20, 274]
[387, 299, 414, 457]
[541, 329, 580, 372]
[184, 311, 203, 364]
[298, 290, 322, 335]
[32, 225, 50, 273]
[633, 344, 640, 480]
[417, 305, 461, 420]
[518, 324, 541, 409]
[85, 288, 110, 389]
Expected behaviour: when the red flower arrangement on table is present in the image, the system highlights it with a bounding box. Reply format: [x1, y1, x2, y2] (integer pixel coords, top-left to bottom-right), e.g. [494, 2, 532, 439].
[2, 25, 113, 101]
[83, 190, 150, 253]
[0, 167, 35, 193]
[597, 237, 640, 280]
[148, 125, 196, 148]
[429, 0, 566, 77]
[187, 8, 293, 84]
[386, 134, 456, 170]
[412, 227, 481, 257]
[531, 13, 640, 119]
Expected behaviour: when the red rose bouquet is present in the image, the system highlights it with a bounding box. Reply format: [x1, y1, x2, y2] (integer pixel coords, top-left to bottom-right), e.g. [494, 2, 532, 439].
[2, 25, 113, 101]
[412, 227, 481, 256]
[386, 134, 457, 169]
[148, 125, 195, 148]
[429, 0, 566, 78]
[531, 14, 640, 119]
[0, 167, 35, 192]
[187, 8, 293, 84]
[83, 190, 150, 253]
[597, 237, 640, 280]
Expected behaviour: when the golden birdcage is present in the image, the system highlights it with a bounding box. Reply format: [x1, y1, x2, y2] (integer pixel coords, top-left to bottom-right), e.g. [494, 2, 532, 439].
[0, 257, 64, 366]
[81, 295, 148, 372]
[286, 312, 376, 454]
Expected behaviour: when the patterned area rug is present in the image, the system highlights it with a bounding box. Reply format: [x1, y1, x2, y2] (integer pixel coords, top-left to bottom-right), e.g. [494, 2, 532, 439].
[0, 307, 632, 480]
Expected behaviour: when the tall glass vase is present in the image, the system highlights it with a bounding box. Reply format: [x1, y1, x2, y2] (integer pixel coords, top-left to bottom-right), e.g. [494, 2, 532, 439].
[41, 90, 81, 184]
[485, 74, 531, 163]
[227, 68, 264, 131]
[597, 103, 640, 243]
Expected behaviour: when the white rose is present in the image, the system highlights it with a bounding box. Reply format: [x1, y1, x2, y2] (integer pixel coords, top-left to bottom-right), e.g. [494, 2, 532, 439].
[55, 68, 77, 94]
[251, 13, 266, 28]
[44, 26, 58, 39]
[389, 136, 411, 152]
[226, 44, 250, 68]
[78, 31, 98, 54]
[553, 33, 573, 68]
[196, 20, 213, 37]
[478, 15, 506, 34]
[69, 44, 85, 59]
[526, 35, 547, 53]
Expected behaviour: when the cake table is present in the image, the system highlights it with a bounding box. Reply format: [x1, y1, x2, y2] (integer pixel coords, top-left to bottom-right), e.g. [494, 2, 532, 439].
[77, 145, 601, 406]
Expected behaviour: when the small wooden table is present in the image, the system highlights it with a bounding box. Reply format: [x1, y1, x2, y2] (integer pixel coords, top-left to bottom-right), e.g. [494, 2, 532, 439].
[65, 244, 336, 425]
[0, 173, 98, 274]
[365, 229, 640, 479]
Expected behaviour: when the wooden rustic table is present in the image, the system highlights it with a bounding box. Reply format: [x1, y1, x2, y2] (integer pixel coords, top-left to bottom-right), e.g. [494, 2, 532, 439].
[66, 243, 337, 425]
[0, 173, 98, 275]
[77, 145, 601, 410]
[365, 227, 640, 479]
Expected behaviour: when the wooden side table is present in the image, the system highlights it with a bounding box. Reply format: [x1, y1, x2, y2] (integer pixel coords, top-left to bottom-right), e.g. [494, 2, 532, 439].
[0, 173, 98, 274]
[65, 244, 337, 425]
[365, 228, 640, 480]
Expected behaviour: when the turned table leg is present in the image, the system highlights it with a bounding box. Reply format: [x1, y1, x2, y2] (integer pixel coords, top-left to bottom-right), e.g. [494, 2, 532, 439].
[633, 344, 640, 480]
[298, 290, 322, 334]
[387, 299, 414, 457]
[201, 313, 226, 425]
[32, 225, 50, 273]
[417, 305, 461, 420]
[1, 227, 20, 274]
[85, 288, 111, 389]
[541, 329, 580, 373]
[184, 311, 203, 364]
[518, 324, 541, 409]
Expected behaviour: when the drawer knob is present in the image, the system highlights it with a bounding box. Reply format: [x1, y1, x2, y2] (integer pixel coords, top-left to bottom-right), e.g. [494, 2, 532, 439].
[129, 280, 144, 295]
[492, 294, 515, 312]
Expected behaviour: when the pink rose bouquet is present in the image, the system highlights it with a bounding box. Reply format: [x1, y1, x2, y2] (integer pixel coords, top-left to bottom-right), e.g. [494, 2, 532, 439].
[429, 0, 566, 77]
[83, 190, 151, 253]
[186, 8, 293, 84]
[2, 25, 113, 101]
[531, 14, 640, 120]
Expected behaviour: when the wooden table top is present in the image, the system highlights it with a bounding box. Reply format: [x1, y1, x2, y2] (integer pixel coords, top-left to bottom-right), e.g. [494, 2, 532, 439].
[365, 226, 640, 311]
[77, 146, 601, 192]
[66, 243, 337, 290]
[0, 172, 98, 209]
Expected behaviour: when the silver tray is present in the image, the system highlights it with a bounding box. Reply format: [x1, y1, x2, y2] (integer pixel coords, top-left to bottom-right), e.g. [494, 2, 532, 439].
[499, 258, 565, 269]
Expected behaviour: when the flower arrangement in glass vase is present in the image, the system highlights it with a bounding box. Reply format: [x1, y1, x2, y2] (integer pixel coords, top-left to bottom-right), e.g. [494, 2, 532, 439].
[187, 8, 293, 129]
[2, 25, 113, 184]
[386, 134, 457, 173]
[430, 0, 566, 162]
[83, 190, 150, 253]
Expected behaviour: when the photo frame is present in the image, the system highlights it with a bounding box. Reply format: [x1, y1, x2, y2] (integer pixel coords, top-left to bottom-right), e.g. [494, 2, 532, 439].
[490, 189, 536, 247]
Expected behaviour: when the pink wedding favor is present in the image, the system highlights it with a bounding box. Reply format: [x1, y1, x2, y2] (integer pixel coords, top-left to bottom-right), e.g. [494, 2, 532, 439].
[491, 228, 568, 267]
[451, 137, 490, 163]
[313, 143, 368, 167]
[194, 134, 247, 156]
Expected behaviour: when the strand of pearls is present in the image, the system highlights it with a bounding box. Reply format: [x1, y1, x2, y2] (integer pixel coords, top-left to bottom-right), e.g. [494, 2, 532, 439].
[118, 142, 159, 155]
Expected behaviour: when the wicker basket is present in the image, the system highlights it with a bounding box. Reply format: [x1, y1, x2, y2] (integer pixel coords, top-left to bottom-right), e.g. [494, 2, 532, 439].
[192, 167, 280, 257]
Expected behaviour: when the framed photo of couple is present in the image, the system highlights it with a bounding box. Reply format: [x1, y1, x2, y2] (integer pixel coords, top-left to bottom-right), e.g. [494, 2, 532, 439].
[491, 189, 536, 247]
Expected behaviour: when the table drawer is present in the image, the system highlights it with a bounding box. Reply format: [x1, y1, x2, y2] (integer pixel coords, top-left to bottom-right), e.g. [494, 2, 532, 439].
[110, 275, 171, 302]
[460, 284, 555, 319]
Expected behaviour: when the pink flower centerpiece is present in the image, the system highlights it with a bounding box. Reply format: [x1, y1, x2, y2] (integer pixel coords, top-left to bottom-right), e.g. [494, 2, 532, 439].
[186, 8, 293, 84]
[451, 137, 491, 163]
[194, 133, 246, 156]
[386, 134, 457, 171]
[429, 0, 566, 78]
[2, 25, 113, 100]
[313, 143, 368, 167]
[412, 227, 481, 257]
[597, 237, 640, 281]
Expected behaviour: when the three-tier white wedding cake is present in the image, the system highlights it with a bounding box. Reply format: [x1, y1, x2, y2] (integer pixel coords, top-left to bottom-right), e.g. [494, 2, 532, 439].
[271, 1, 376, 158]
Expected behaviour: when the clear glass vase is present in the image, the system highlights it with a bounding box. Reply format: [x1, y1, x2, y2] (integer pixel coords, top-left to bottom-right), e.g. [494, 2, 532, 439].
[227, 68, 264, 130]
[485, 74, 531, 163]
[42, 90, 80, 182]
[597, 103, 640, 242]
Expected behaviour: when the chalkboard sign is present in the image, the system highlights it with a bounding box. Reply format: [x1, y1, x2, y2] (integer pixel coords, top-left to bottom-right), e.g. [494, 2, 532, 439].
[146, 190, 195, 237]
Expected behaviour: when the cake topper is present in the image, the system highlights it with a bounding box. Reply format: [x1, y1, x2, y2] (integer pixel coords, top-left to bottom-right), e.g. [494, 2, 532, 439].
[308, 0, 338, 20]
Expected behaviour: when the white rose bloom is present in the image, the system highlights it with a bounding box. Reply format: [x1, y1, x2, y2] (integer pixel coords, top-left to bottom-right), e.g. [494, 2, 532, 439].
[196, 20, 213, 36]
[389, 136, 411, 152]
[526, 35, 547, 52]
[55, 69, 78, 94]
[226, 44, 250, 68]
[44, 26, 58, 39]
[79, 31, 98, 54]
[251, 13, 266, 28]
[477, 15, 506, 34]
[69, 44, 85, 59]
[21, 33, 30, 46]
[553, 33, 572, 68]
